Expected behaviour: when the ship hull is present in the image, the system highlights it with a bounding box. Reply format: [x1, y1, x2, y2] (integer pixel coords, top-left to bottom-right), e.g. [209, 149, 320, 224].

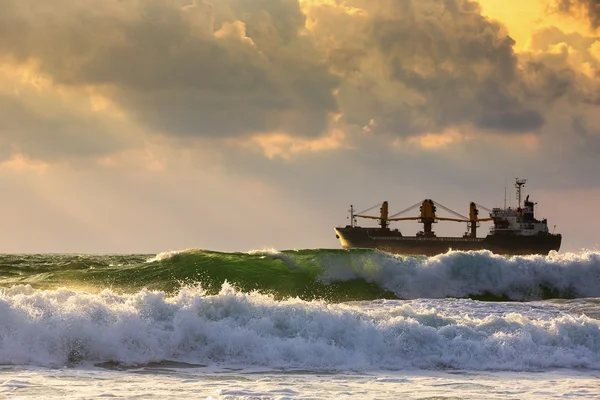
[334, 227, 562, 256]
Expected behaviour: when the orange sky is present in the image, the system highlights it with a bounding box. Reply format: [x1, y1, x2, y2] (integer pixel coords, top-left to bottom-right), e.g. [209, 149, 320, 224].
[479, 0, 596, 48]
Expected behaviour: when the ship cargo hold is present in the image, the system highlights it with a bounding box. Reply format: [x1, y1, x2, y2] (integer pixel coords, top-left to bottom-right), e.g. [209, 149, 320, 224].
[334, 178, 562, 256]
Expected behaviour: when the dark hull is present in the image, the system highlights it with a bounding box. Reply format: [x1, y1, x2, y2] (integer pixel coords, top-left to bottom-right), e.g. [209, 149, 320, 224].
[334, 227, 562, 256]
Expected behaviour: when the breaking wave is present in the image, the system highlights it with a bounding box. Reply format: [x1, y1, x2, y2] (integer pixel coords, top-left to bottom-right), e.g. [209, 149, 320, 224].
[0, 284, 599, 370]
[2, 249, 600, 301]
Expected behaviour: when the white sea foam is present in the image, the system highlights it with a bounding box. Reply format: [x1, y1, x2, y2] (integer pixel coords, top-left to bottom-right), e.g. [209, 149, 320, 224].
[146, 249, 194, 262]
[1, 284, 599, 370]
[2, 367, 598, 399]
[246, 248, 283, 256]
[315, 250, 600, 299]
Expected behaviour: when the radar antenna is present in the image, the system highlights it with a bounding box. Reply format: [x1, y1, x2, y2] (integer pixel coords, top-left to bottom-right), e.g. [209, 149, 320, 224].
[515, 178, 527, 208]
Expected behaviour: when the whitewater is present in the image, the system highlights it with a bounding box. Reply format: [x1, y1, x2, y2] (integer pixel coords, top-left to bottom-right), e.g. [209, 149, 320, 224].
[1, 249, 600, 399]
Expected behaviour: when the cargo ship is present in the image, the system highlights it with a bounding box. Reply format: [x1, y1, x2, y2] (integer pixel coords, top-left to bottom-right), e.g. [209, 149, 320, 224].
[334, 178, 562, 256]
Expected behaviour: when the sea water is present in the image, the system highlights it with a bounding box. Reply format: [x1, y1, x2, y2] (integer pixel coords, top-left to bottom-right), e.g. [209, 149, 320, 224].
[1, 249, 599, 399]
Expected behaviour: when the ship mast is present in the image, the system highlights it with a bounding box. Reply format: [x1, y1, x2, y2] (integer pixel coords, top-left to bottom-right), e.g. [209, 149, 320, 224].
[348, 205, 356, 227]
[515, 178, 527, 208]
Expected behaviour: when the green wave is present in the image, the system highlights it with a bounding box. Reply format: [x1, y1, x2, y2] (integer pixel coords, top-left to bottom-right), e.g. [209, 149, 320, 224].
[1, 248, 598, 301]
[0, 250, 398, 302]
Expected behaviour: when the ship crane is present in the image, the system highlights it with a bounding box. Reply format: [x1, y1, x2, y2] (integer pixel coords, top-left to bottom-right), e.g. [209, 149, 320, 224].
[353, 199, 493, 238]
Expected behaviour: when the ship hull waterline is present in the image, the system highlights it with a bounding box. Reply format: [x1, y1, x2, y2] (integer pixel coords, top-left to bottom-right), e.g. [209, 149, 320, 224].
[334, 227, 562, 256]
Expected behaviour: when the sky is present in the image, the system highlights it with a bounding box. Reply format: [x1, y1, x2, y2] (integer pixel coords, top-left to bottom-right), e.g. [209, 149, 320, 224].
[1, 0, 599, 254]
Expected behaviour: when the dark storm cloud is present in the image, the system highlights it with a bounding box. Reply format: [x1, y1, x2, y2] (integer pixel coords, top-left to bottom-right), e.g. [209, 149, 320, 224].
[309, 0, 547, 135]
[555, 0, 600, 28]
[0, 0, 339, 138]
[0, 0, 597, 156]
[521, 60, 576, 104]
[524, 27, 600, 104]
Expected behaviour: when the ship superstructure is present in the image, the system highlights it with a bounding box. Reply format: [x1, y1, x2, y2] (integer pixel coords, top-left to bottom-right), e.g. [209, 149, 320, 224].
[488, 179, 551, 237]
[334, 178, 561, 256]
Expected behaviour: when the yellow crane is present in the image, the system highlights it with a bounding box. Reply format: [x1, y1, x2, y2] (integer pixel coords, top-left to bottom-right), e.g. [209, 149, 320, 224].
[355, 199, 493, 238]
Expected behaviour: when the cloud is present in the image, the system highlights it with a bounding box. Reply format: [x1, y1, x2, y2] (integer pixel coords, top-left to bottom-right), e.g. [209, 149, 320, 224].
[1, 0, 578, 147]
[0, 63, 135, 161]
[301, 0, 553, 136]
[0, 0, 599, 184]
[0, 0, 339, 139]
[554, 0, 600, 29]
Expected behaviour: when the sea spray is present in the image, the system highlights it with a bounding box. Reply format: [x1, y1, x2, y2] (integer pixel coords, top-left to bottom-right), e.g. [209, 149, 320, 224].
[1, 283, 599, 370]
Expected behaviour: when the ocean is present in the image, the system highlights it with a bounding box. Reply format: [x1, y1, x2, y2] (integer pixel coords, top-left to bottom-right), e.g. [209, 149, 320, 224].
[1, 249, 599, 399]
